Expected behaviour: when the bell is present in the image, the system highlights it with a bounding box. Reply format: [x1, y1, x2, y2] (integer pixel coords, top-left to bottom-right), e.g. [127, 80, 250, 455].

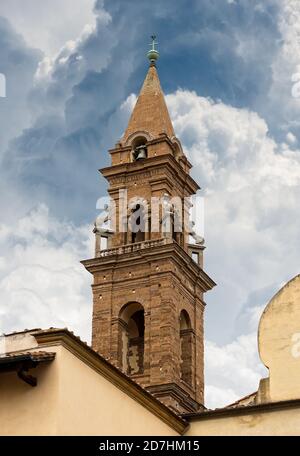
[135, 147, 147, 160]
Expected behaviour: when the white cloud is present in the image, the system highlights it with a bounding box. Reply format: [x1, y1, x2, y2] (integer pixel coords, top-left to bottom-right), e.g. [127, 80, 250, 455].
[286, 131, 297, 145]
[0, 204, 93, 342]
[166, 89, 300, 346]
[265, 0, 300, 134]
[0, 1, 113, 82]
[205, 385, 238, 410]
[0, 0, 96, 57]
[0, 17, 42, 157]
[34, 19, 110, 81]
[205, 333, 267, 409]
[165, 88, 300, 406]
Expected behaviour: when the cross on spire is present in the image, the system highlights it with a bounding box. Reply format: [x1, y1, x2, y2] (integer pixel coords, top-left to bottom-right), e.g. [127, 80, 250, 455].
[150, 35, 158, 51]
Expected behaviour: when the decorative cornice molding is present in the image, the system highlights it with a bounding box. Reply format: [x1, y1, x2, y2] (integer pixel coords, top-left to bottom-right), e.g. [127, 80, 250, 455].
[100, 154, 200, 195]
[82, 241, 216, 293]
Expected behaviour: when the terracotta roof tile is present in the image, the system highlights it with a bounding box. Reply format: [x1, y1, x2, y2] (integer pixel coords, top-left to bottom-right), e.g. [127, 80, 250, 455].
[0, 351, 56, 363]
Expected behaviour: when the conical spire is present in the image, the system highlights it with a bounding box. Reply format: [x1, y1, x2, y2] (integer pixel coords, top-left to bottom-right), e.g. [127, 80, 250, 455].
[122, 44, 175, 144]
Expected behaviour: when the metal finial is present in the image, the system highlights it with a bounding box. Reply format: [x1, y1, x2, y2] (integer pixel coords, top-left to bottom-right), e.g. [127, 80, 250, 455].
[150, 35, 157, 50]
[147, 35, 159, 66]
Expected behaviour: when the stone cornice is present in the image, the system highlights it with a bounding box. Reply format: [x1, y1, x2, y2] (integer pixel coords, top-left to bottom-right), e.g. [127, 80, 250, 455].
[81, 240, 216, 293]
[100, 154, 200, 195]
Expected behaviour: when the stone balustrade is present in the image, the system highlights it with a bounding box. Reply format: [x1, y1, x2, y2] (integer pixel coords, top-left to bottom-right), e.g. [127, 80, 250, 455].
[96, 237, 172, 258]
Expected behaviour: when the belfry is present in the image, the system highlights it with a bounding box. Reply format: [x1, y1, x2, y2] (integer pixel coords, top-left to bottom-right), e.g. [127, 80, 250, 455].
[82, 37, 216, 414]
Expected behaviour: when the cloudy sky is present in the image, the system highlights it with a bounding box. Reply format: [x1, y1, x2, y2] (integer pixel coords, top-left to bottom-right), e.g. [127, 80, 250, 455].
[0, 0, 300, 408]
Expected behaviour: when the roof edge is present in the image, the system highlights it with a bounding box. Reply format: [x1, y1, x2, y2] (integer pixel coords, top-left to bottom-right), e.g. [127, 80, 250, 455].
[182, 397, 300, 422]
[32, 328, 188, 435]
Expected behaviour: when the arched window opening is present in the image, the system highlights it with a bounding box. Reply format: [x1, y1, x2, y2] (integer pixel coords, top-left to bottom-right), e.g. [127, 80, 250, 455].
[132, 136, 148, 161]
[180, 310, 193, 386]
[129, 204, 146, 243]
[119, 302, 145, 375]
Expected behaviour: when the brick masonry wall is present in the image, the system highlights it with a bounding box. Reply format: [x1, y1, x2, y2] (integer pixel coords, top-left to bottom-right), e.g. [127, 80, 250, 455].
[90, 251, 205, 411]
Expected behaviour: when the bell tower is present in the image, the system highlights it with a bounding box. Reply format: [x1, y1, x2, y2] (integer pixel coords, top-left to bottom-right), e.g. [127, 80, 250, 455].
[82, 37, 216, 414]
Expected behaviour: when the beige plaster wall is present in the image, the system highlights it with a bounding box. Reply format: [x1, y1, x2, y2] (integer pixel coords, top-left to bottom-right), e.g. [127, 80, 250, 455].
[55, 346, 177, 436]
[0, 348, 59, 436]
[0, 345, 177, 436]
[258, 275, 300, 403]
[187, 407, 300, 436]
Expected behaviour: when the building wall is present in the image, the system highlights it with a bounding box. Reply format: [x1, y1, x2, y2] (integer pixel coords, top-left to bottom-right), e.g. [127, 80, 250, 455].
[187, 407, 300, 436]
[0, 345, 177, 436]
[0, 348, 59, 436]
[90, 252, 205, 411]
[56, 345, 177, 436]
[259, 274, 300, 403]
[2, 344, 300, 436]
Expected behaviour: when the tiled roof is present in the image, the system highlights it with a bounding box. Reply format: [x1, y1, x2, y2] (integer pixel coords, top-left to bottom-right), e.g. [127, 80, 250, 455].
[0, 351, 56, 363]
[224, 391, 257, 409]
[2, 351, 56, 362]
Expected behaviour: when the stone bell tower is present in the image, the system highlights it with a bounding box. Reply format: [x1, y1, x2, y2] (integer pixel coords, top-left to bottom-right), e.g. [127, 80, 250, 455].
[82, 37, 216, 414]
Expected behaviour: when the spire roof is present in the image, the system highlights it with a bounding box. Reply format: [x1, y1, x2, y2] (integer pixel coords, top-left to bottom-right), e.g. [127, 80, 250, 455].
[122, 64, 175, 145]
